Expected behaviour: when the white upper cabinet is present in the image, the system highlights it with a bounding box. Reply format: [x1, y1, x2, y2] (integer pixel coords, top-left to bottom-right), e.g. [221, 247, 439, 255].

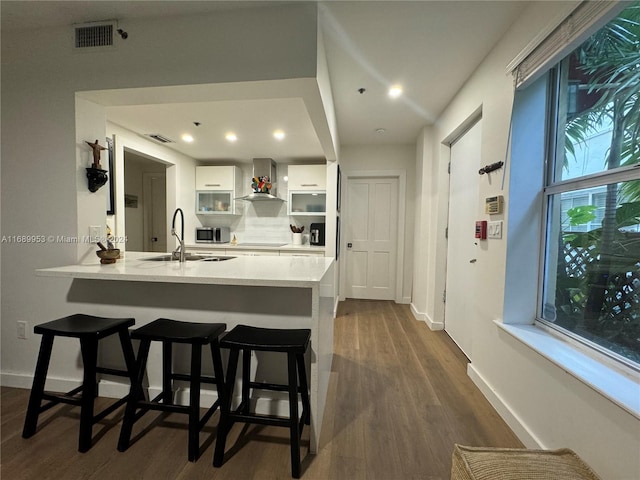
[196, 165, 238, 190]
[287, 164, 327, 191]
[195, 166, 243, 215]
[287, 164, 327, 216]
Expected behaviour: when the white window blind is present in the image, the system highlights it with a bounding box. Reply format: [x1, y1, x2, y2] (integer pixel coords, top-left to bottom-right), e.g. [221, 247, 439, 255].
[511, 1, 628, 89]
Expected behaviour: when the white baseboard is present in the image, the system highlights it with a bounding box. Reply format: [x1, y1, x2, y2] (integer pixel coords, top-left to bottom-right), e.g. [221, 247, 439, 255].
[467, 363, 544, 449]
[410, 303, 426, 321]
[2, 372, 35, 390]
[410, 304, 444, 331]
[2, 373, 135, 400]
[426, 316, 444, 331]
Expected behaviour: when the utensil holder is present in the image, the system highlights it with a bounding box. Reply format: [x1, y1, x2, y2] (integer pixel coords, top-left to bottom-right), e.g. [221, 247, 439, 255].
[292, 233, 302, 245]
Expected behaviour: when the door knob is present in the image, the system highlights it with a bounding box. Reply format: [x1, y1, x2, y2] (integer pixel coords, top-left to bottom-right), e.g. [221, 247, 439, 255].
[347, 242, 353, 249]
[152, 237, 158, 242]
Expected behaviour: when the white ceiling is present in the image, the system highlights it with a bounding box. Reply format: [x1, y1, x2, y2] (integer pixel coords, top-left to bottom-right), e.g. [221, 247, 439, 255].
[1, 1, 528, 162]
[105, 98, 325, 162]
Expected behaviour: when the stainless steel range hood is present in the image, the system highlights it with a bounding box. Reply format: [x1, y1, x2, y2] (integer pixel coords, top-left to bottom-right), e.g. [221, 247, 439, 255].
[238, 158, 284, 202]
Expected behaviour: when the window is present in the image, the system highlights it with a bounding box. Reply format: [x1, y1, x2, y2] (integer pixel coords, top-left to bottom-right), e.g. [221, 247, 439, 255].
[540, 4, 640, 367]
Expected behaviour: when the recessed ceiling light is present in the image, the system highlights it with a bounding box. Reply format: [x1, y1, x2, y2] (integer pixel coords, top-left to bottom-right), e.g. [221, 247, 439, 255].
[375, 128, 386, 134]
[225, 132, 237, 142]
[273, 129, 285, 141]
[388, 85, 403, 98]
[181, 134, 194, 143]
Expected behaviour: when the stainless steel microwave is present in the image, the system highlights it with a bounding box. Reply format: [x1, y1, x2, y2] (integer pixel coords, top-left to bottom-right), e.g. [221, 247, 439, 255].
[195, 227, 230, 243]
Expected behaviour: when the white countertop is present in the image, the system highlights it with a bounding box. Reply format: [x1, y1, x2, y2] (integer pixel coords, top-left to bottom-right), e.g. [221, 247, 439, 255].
[36, 251, 334, 288]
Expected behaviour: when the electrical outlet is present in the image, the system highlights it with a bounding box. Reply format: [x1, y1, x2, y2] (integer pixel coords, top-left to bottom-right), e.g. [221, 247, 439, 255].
[89, 225, 102, 242]
[488, 221, 503, 239]
[17, 321, 27, 339]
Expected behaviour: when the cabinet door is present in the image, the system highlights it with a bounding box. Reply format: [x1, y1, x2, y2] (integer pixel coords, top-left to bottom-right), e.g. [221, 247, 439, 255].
[288, 191, 326, 215]
[196, 166, 235, 190]
[196, 191, 234, 214]
[280, 251, 325, 257]
[287, 164, 326, 190]
[226, 249, 278, 256]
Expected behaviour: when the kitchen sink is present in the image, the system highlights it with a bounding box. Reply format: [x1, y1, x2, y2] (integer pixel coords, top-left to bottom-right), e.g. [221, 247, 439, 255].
[141, 254, 235, 262]
[140, 254, 207, 261]
[202, 256, 235, 262]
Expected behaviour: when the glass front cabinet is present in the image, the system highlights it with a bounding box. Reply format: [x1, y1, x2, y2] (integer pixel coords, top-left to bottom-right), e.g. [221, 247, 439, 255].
[288, 191, 327, 215]
[195, 165, 243, 215]
[287, 164, 327, 216]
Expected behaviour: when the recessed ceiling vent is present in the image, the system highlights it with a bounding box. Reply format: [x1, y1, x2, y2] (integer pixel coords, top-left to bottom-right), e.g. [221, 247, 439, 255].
[144, 133, 175, 144]
[74, 21, 115, 49]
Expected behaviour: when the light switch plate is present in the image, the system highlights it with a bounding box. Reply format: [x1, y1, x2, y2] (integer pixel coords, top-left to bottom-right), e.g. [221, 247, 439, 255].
[89, 225, 102, 242]
[488, 221, 503, 239]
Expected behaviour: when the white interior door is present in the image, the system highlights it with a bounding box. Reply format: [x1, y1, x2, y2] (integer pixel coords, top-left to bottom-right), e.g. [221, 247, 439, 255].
[445, 120, 481, 359]
[143, 172, 167, 252]
[345, 176, 398, 300]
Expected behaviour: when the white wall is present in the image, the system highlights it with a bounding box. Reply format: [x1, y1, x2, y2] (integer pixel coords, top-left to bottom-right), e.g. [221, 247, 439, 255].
[339, 144, 415, 303]
[414, 1, 640, 478]
[0, 4, 319, 390]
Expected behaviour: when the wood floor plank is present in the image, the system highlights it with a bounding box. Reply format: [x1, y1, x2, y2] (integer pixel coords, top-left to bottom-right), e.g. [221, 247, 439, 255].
[1, 300, 522, 479]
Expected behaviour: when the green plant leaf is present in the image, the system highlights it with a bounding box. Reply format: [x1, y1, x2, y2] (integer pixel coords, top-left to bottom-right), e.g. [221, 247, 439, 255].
[616, 201, 640, 228]
[567, 205, 598, 225]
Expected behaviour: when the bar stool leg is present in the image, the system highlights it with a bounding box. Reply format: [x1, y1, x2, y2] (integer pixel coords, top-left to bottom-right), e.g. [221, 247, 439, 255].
[241, 349, 251, 414]
[297, 354, 311, 429]
[188, 343, 202, 462]
[117, 329, 138, 398]
[22, 334, 54, 439]
[118, 340, 151, 452]
[79, 337, 99, 452]
[210, 339, 225, 412]
[162, 341, 173, 404]
[288, 352, 301, 478]
[213, 347, 239, 467]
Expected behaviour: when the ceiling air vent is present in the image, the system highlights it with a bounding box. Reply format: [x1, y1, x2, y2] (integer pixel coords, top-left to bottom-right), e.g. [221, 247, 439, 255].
[74, 21, 115, 49]
[144, 134, 175, 144]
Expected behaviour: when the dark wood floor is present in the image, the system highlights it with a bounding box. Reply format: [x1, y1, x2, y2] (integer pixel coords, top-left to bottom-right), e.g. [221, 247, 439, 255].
[1, 300, 522, 479]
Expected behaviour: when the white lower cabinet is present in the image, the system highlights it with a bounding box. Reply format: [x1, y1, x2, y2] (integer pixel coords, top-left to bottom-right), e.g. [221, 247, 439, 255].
[227, 249, 278, 256]
[279, 250, 324, 257]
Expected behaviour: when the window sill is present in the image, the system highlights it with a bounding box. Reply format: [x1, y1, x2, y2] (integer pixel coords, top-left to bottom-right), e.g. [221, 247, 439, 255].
[494, 320, 640, 420]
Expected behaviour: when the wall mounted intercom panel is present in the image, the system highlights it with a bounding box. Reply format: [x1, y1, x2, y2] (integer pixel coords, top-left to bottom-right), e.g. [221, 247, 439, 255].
[485, 195, 504, 215]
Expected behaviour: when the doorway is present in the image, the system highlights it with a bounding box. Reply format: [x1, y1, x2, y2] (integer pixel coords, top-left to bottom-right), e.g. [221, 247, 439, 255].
[124, 150, 168, 252]
[444, 119, 482, 359]
[342, 173, 404, 301]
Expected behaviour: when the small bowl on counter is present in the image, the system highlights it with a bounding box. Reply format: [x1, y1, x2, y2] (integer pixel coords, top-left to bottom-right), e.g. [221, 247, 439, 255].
[96, 249, 120, 264]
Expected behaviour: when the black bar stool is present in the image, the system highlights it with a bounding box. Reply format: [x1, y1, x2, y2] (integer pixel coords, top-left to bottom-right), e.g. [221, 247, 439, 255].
[22, 314, 137, 452]
[213, 325, 311, 478]
[117, 318, 227, 462]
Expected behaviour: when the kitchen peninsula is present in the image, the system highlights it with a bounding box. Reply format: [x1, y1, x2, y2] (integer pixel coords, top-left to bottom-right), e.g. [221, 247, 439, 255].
[36, 252, 336, 452]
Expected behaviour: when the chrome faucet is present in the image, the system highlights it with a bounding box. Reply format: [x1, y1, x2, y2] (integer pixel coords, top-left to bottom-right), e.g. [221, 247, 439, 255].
[171, 208, 186, 262]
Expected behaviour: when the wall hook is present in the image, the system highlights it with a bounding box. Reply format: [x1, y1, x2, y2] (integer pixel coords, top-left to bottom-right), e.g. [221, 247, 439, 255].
[479, 161, 504, 175]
